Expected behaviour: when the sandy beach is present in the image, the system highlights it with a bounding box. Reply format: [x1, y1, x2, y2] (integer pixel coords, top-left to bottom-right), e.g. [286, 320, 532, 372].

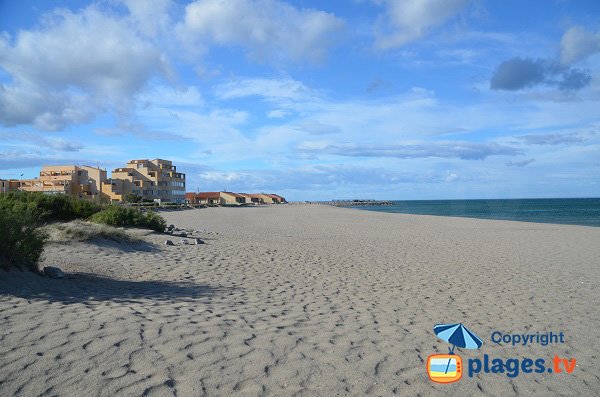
[1, 205, 599, 396]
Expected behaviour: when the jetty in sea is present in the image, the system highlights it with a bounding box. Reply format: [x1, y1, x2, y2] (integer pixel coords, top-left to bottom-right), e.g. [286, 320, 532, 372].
[327, 199, 394, 207]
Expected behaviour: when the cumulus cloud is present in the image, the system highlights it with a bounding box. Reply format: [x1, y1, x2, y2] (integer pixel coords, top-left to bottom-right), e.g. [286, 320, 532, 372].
[120, 0, 173, 38]
[490, 57, 591, 91]
[0, 6, 169, 130]
[560, 26, 600, 65]
[506, 158, 535, 167]
[180, 0, 345, 62]
[374, 0, 469, 49]
[0, 85, 93, 130]
[299, 141, 522, 160]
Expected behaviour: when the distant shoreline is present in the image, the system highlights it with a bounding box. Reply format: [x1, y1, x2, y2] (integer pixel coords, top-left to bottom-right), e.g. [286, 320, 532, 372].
[288, 198, 600, 228]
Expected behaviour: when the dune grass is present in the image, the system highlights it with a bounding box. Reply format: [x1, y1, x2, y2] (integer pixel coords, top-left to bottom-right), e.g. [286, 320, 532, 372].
[0, 192, 166, 271]
[42, 220, 140, 244]
[88, 206, 166, 232]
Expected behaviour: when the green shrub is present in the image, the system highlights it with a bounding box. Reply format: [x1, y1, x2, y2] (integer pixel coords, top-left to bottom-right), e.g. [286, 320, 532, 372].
[142, 210, 167, 232]
[89, 206, 166, 232]
[0, 207, 47, 271]
[0, 191, 103, 222]
[124, 193, 142, 203]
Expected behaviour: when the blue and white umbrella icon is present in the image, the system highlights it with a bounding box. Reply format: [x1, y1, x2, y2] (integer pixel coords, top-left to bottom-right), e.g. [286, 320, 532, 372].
[433, 323, 483, 375]
[433, 323, 483, 354]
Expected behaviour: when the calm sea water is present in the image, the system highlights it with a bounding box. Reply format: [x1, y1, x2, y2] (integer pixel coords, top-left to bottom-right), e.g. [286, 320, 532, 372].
[350, 198, 600, 227]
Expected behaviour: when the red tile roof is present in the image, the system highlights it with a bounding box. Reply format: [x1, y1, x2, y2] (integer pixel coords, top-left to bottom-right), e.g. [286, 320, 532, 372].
[221, 192, 246, 198]
[197, 192, 221, 199]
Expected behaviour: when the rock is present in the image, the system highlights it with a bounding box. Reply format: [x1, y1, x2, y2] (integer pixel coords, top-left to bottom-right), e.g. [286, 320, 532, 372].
[194, 238, 205, 245]
[43, 266, 65, 279]
[164, 240, 174, 246]
[180, 238, 189, 245]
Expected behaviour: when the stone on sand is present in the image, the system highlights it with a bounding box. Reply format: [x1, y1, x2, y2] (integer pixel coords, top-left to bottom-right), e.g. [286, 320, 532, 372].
[43, 266, 65, 279]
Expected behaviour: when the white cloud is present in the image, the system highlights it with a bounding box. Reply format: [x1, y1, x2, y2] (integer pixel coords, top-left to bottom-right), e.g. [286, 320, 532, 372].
[139, 85, 204, 108]
[0, 84, 93, 130]
[297, 141, 523, 160]
[560, 26, 600, 65]
[180, 0, 345, 62]
[0, 131, 83, 152]
[120, 0, 173, 38]
[267, 109, 290, 118]
[293, 120, 341, 135]
[375, 0, 470, 49]
[214, 77, 315, 101]
[0, 6, 169, 130]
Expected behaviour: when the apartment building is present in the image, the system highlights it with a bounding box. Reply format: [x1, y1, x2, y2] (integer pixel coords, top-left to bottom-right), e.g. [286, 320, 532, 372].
[0, 179, 20, 193]
[101, 159, 186, 203]
[16, 165, 106, 198]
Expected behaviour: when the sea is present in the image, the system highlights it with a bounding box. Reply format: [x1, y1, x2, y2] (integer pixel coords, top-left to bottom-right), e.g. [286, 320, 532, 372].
[350, 198, 600, 227]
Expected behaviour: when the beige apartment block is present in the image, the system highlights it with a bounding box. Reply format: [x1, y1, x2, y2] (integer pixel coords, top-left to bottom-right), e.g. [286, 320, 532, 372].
[102, 159, 186, 203]
[0, 179, 20, 193]
[17, 165, 106, 198]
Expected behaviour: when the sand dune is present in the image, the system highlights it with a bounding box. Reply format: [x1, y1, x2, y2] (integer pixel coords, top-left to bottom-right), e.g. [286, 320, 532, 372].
[1, 205, 599, 396]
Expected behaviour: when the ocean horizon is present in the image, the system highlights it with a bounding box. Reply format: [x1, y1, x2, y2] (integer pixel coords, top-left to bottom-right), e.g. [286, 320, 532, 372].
[349, 198, 600, 227]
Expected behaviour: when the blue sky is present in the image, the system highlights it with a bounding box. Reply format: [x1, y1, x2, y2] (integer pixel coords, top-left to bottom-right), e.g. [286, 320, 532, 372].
[1, 0, 599, 200]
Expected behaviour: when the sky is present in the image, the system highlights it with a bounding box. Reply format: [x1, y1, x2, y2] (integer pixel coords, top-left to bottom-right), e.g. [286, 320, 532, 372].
[0, 0, 599, 201]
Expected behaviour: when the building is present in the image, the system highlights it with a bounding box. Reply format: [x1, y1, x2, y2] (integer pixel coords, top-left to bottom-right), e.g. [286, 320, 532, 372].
[187, 191, 285, 206]
[1, 159, 186, 204]
[263, 193, 286, 203]
[253, 193, 286, 204]
[188, 191, 246, 206]
[185, 192, 198, 205]
[0, 179, 20, 193]
[241, 193, 265, 204]
[101, 159, 186, 203]
[219, 191, 246, 205]
[81, 165, 107, 196]
[17, 165, 107, 198]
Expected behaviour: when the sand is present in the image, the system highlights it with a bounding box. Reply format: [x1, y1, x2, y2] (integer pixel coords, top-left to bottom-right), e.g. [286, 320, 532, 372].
[1, 205, 599, 396]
